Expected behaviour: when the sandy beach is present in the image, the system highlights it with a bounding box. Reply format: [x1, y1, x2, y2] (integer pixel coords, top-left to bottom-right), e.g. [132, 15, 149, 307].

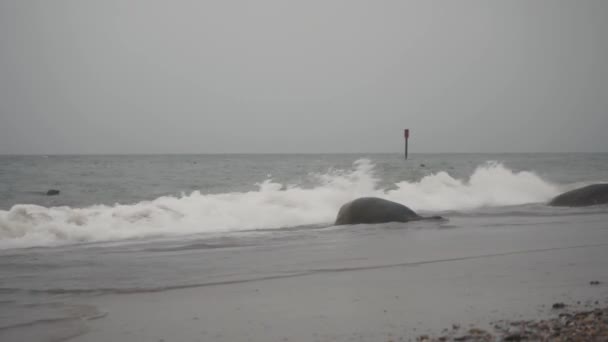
[40, 212, 605, 342]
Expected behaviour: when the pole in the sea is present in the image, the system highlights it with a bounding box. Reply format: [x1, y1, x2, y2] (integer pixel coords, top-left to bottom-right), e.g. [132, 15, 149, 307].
[404, 129, 410, 160]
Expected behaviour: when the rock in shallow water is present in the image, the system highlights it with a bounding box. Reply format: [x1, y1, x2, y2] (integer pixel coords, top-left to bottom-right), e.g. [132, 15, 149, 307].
[46, 189, 60, 196]
[549, 184, 608, 207]
[334, 197, 442, 225]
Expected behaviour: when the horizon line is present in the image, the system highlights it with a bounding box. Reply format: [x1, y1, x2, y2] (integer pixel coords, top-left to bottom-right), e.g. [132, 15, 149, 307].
[1, 151, 607, 156]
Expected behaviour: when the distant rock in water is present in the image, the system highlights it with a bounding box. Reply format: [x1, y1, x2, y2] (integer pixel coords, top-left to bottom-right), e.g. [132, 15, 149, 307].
[46, 189, 60, 196]
[549, 184, 608, 207]
[334, 197, 443, 225]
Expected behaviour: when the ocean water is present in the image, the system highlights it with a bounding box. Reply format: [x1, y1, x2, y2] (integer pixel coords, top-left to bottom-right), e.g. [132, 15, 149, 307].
[0, 153, 607, 340]
[1, 153, 606, 249]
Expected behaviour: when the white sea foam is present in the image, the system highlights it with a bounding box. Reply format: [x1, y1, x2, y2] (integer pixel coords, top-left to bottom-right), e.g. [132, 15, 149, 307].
[0, 160, 561, 249]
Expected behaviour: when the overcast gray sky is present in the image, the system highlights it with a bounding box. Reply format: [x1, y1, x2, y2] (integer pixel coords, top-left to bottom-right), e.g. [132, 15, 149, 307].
[0, 0, 606, 154]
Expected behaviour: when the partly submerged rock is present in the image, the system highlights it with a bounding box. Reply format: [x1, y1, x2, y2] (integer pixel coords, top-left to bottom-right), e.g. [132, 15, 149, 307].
[549, 184, 608, 207]
[46, 189, 60, 196]
[334, 197, 442, 225]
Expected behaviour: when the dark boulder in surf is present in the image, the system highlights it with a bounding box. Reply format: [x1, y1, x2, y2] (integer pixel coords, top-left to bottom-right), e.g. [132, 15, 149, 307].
[548, 184, 608, 207]
[46, 189, 60, 196]
[334, 197, 442, 225]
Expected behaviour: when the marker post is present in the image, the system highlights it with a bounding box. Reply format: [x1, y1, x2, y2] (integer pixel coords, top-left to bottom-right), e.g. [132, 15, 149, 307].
[404, 129, 410, 160]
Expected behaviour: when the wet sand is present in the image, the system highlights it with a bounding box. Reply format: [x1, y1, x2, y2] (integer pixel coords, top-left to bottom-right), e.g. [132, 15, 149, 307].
[67, 219, 608, 342]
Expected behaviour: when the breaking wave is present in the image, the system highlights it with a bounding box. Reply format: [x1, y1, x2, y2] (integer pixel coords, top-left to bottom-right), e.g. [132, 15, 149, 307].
[0, 160, 561, 249]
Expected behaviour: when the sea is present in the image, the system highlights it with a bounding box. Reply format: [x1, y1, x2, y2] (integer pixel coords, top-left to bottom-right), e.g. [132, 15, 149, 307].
[0, 153, 607, 340]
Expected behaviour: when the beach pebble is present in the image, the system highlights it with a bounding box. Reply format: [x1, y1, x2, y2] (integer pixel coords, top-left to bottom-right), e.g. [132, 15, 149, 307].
[552, 302, 566, 309]
[503, 333, 523, 341]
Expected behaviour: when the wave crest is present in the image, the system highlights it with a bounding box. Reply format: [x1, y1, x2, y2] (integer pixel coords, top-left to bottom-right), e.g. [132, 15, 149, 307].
[0, 160, 560, 249]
